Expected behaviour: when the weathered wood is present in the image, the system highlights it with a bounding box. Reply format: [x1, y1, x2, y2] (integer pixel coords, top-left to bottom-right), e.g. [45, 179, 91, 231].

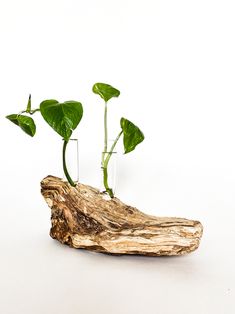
[41, 176, 203, 256]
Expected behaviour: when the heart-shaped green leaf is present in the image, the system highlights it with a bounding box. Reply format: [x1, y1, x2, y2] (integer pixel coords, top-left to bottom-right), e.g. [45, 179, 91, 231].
[6, 114, 36, 137]
[40, 100, 83, 141]
[120, 117, 144, 154]
[92, 83, 120, 102]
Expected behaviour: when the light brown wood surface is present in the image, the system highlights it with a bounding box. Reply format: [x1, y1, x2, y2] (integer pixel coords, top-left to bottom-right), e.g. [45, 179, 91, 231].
[41, 176, 203, 256]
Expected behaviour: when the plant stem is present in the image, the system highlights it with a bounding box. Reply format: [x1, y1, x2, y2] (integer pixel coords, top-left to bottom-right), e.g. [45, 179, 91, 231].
[30, 108, 40, 114]
[18, 108, 40, 116]
[103, 167, 114, 198]
[63, 139, 76, 187]
[103, 130, 123, 168]
[26, 94, 31, 113]
[102, 130, 123, 198]
[102, 102, 108, 165]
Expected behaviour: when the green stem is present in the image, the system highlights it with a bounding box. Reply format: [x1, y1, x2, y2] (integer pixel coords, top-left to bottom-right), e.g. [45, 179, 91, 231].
[102, 130, 123, 198]
[30, 108, 40, 114]
[19, 94, 39, 116]
[17, 111, 26, 116]
[26, 94, 31, 113]
[102, 102, 108, 165]
[103, 130, 123, 168]
[103, 167, 114, 198]
[63, 139, 76, 187]
[18, 108, 40, 116]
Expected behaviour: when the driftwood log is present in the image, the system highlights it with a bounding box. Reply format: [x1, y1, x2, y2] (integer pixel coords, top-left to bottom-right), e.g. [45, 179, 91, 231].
[41, 176, 203, 256]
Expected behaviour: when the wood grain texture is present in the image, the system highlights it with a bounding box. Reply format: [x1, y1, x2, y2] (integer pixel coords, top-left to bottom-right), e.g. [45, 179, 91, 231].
[41, 176, 203, 256]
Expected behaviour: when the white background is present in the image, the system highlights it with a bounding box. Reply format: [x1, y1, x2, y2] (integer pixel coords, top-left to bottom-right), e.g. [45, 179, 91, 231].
[0, 0, 235, 313]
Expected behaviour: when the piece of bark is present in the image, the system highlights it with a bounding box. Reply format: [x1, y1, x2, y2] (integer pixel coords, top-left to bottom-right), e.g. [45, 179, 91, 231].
[41, 176, 203, 256]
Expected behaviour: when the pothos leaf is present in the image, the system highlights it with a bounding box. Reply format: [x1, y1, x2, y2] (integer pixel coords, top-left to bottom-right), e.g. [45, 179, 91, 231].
[120, 117, 144, 154]
[6, 114, 36, 137]
[92, 83, 120, 102]
[40, 100, 83, 141]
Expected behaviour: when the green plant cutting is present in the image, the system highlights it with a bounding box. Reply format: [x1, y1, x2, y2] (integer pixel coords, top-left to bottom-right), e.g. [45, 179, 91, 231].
[92, 83, 145, 198]
[6, 95, 83, 187]
[6, 84, 144, 197]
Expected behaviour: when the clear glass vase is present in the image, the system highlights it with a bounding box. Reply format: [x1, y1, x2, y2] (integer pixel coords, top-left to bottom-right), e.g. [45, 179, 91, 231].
[101, 147, 117, 198]
[62, 138, 79, 184]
